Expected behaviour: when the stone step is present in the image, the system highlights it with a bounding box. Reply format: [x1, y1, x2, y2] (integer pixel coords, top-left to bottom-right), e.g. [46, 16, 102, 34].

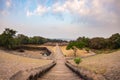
[37, 46, 82, 80]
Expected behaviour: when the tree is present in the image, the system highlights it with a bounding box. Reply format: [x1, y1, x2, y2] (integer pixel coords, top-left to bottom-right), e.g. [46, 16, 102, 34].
[77, 36, 89, 47]
[109, 33, 120, 49]
[66, 41, 86, 57]
[89, 37, 106, 49]
[28, 36, 47, 44]
[0, 34, 2, 46]
[16, 34, 29, 45]
[0, 28, 17, 49]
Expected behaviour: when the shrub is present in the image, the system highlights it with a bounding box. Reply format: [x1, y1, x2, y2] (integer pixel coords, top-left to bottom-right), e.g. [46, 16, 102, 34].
[74, 57, 82, 65]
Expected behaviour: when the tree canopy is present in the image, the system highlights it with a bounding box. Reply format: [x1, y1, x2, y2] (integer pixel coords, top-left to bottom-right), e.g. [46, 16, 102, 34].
[0, 28, 17, 49]
[67, 33, 120, 50]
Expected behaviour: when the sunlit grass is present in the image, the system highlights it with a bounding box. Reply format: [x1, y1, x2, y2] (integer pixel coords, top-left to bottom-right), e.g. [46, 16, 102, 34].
[60, 46, 95, 57]
[69, 50, 120, 75]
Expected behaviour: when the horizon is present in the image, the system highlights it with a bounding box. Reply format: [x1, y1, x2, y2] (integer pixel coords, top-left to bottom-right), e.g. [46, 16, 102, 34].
[0, 28, 119, 41]
[0, 0, 120, 40]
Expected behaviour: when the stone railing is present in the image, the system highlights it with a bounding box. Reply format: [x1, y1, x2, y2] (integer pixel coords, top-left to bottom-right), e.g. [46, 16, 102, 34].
[10, 61, 56, 80]
[65, 61, 106, 80]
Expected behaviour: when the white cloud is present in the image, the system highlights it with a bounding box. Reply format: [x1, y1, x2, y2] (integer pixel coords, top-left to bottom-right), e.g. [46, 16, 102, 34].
[26, 5, 48, 16]
[25, 0, 119, 24]
[52, 0, 90, 15]
[35, 5, 48, 15]
[90, 0, 119, 24]
[6, 0, 11, 8]
[52, 3, 66, 13]
[26, 10, 33, 17]
[51, 0, 119, 24]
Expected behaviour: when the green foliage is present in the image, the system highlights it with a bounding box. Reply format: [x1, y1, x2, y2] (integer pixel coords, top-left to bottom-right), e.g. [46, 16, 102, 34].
[66, 41, 75, 50]
[89, 33, 120, 49]
[77, 36, 89, 47]
[66, 41, 86, 50]
[76, 41, 86, 49]
[47, 39, 67, 42]
[67, 33, 120, 54]
[0, 28, 17, 49]
[16, 34, 29, 45]
[0, 28, 47, 49]
[66, 40, 86, 57]
[74, 57, 82, 65]
[0, 28, 120, 51]
[109, 33, 120, 49]
[89, 37, 106, 49]
[28, 36, 46, 44]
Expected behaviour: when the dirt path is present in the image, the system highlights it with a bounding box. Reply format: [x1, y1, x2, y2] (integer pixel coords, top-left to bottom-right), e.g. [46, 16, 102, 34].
[37, 45, 82, 80]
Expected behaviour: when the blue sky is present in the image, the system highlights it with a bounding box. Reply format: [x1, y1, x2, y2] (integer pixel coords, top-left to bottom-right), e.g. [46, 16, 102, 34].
[0, 0, 120, 40]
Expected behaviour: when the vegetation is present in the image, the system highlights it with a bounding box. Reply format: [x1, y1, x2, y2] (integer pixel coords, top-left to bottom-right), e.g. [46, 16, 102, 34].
[89, 37, 106, 49]
[66, 37, 89, 56]
[109, 33, 120, 49]
[47, 39, 67, 43]
[0, 28, 48, 49]
[0, 28, 67, 49]
[0, 28, 17, 49]
[67, 33, 120, 54]
[74, 57, 82, 65]
[69, 51, 120, 80]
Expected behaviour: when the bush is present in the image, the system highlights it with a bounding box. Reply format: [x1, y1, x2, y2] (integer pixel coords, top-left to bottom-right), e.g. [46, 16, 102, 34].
[66, 41, 86, 50]
[74, 57, 82, 65]
[0, 28, 17, 49]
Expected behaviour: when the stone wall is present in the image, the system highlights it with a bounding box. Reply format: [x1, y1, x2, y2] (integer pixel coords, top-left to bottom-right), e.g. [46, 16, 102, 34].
[10, 61, 56, 80]
[65, 61, 106, 80]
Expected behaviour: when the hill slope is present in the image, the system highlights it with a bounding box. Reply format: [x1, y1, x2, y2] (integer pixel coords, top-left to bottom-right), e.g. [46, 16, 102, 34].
[69, 51, 120, 80]
[0, 50, 52, 80]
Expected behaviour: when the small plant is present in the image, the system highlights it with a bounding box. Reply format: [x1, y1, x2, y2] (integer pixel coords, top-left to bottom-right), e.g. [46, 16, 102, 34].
[74, 57, 82, 66]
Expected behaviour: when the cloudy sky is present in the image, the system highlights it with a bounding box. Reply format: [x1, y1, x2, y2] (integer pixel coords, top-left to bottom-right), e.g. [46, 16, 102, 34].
[0, 0, 120, 40]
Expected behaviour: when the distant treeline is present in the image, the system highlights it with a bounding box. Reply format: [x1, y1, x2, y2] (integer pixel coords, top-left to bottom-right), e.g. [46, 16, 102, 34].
[67, 33, 120, 50]
[0, 28, 67, 49]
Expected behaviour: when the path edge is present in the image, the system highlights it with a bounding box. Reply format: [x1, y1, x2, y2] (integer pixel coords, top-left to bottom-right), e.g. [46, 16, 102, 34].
[65, 61, 106, 80]
[10, 61, 56, 80]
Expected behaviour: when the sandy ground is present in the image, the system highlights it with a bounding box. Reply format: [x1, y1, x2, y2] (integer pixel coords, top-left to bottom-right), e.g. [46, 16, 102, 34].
[0, 50, 52, 80]
[69, 50, 120, 80]
[60, 46, 95, 57]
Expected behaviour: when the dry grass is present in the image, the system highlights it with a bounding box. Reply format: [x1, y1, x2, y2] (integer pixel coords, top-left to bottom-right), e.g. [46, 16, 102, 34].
[0, 50, 52, 80]
[60, 46, 95, 57]
[69, 50, 120, 80]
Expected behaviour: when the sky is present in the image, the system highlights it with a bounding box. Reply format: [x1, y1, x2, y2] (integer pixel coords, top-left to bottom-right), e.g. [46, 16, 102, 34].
[0, 0, 120, 40]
